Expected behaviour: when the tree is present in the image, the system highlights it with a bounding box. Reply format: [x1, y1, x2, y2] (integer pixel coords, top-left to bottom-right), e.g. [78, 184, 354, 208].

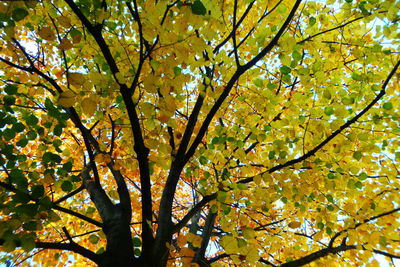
[0, 0, 399, 266]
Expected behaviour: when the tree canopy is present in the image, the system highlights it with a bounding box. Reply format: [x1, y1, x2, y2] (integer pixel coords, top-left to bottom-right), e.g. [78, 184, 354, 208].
[0, 0, 400, 266]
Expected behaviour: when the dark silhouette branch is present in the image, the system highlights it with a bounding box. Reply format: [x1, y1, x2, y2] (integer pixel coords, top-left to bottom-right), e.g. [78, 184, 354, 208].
[0, 238, 101, 264]
[279, 244, 356, 267]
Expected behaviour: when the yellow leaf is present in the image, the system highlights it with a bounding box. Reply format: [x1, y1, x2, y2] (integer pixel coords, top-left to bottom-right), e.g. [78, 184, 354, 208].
[186, 233, 202, 248]
[81, 95, 98, 116]
[58, 91, 76, 107]
[288, 221, 302, 229]
[242, 228, 255, 239]
[68, 73, 86, 87]
[245, 246, 260, 263]
[115, 72, 126, 84]
[254, 174, 262, 185]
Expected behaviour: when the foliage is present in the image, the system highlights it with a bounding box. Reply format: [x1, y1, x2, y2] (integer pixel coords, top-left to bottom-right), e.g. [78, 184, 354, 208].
[0, 0, 400, 266]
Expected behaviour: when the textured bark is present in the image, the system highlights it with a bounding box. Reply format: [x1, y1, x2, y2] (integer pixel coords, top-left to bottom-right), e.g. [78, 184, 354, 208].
[98, 208, 135, 267]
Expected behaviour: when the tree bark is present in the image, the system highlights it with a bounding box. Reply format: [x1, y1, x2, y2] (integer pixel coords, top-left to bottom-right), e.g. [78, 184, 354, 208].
[99, 206, 135, 267]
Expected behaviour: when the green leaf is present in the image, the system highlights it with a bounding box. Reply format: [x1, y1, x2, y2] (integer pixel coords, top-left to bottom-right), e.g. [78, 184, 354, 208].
[382, 102, 393, 110]
[12, 191, 30, 203]
[317, 222, 324, 230]
[88, 234, 100, 244]
[358, 172, 368, 180]
[327, 173, 336, 179]
[42, 152, 62, 164]
[324, 107, 334, 116]
[12, 8, 29, 22]
[3, 95, 15, 105]
[309, 17, 316, 26]
[21, 237, 36, 252]
[347, 178, 356, 189]
[2, 239, 16, 252]
[379, 235, 387, 247]
[199, 155, 208, 165]
[351, 72, 362, 81]
[173, 66, 182, 75]
[267, 83, 277, 90]
[26, 130, 37, 140]
[15, 204, 38, 217]
[4, 84, 18, 95]
[191, 0, 207, 15]
[22, 221, 37, 231]
[134, 248, 141, 256]
[31, 185, 45, 199]
[237, 183, 248, 190]
[292, 50, 302, 61]
[12, 122, 25, 133]
[253, 78, 263, 87]
[133, 237, 142, 247]
[25, 114, 39, 126]
[3, 128, 16, 141]
[342, 97, 354, 105]
[62, 161, 73, 172]
[16, 138, 28, 147]
[70, 28, 82, 37]
[280, 65, 291, 75]
[217, 191, 227, 202]
[96, 247, 105, 254]
[353, 151, 362, 161]
[326, 194, 334, 203]
[61, 180, 73, 192]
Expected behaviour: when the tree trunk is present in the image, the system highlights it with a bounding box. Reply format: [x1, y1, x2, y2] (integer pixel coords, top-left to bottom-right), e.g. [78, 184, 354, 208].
[98, 207, 136, 267]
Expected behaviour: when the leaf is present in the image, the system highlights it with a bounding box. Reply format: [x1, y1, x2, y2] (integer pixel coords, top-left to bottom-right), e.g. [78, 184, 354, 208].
[280, 65, 291, 75]
[68, 73, 85, 87]
[12, 8, 29, 22]
[253, 78, 263, 87]
[58, 91, 76, 107]
[199, 155, 208, 165]
[58, 16, 71, 28]
[353, 151, 362, 161]
[288, 221, 301, 229]
[115, 72, 126, 84]
[21, 237, 36, 252]
[38, 27, 56, 41]
[309, 17, 316, 26]
[3, 128, 16, 141]
[61, 181, 73, 192]
[324, 107, 334, 116]
[4, 84, 18, 95]
[88, 234, 100, 244]
[173, 66, 182, 75]
[25, 114, 39, 125]
[42, 152, 62, 164]
[242, 228, 255, 239]
[31, 185, 45, 199]
[133, 237, 142, 247]
[59, 38, 73, 50]
[81, 95, 98, 116]
[192, 0, 207, 15]
[382, 102, 393, 110]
